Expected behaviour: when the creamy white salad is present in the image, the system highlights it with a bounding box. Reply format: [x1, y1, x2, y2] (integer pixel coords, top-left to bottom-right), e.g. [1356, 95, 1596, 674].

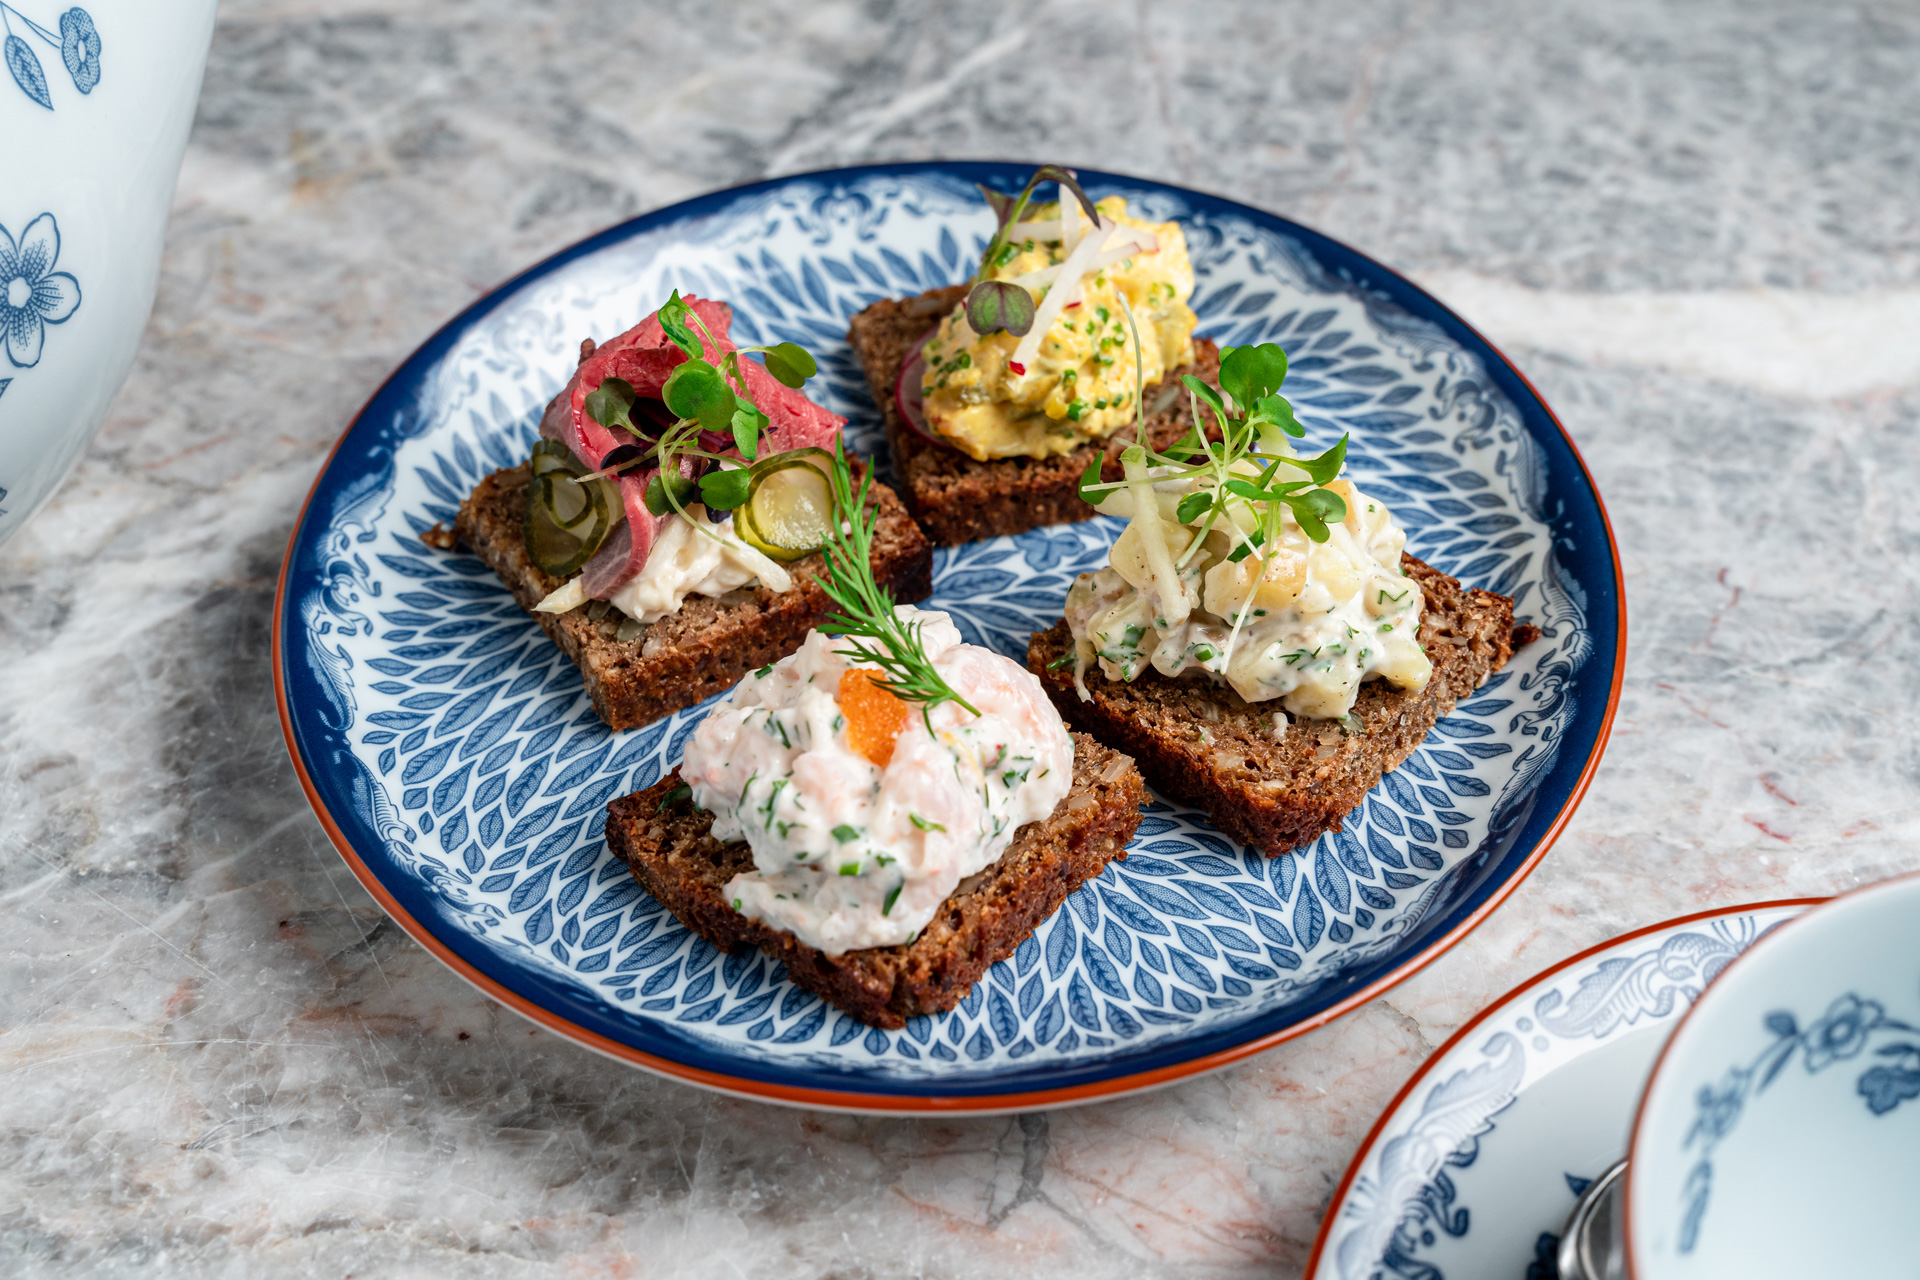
[533, 508, 791, 624]
[680, 608, 1074, 953]
[1064, 473, 1431, 720]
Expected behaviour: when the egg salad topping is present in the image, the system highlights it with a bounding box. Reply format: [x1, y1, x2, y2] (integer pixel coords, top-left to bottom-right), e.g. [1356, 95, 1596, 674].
[921, 195, 1197, 461]
[680, 611, 1074, 953]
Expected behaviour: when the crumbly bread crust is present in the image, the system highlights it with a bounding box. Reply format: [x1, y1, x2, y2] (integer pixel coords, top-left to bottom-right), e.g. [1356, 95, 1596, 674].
[604, 734, 1146, 1029]
[845, 284, 1222, 545]
[453, 462, 932, 731]
[1027, 557, 1522, 858]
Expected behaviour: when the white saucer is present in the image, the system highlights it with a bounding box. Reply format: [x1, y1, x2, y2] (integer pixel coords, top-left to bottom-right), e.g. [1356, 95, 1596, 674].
[1305, 900, 1814, 1279]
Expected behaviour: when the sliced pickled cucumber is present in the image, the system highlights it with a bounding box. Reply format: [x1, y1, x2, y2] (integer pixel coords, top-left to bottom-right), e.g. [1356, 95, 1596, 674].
[524, 442, 617, 576]
[738, 451, 835, 562]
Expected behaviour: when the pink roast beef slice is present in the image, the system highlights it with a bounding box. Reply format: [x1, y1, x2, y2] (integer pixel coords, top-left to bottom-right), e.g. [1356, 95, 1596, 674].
[553, 297, 846, 599]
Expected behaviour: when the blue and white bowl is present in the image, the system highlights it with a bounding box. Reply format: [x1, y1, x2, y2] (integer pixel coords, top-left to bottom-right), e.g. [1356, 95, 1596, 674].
[274, 163, 1623, 1110]
[1627, 872, 1920, 1276]
[1307, 901, 1811, 1280]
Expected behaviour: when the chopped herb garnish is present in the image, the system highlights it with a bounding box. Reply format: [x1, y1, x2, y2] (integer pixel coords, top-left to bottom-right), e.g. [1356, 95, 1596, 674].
[883, 882, 903, 916]
[910, 813, 946, 833]
[817, 441, 979, 728]
[658, 784, 692, 812]
[831, 823, 860, 843]
[838, 863, 860, 877]
[755, 663, 773, 678]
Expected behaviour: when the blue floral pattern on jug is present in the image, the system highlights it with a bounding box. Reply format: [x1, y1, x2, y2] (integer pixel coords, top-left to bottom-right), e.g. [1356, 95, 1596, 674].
[281, 164, 1621, 1099]
[2, 4, 99, 107]
[0, 212, 81, 368]
[1677, 989, 1920, 1254]
[1326, 913, 1778, 1279]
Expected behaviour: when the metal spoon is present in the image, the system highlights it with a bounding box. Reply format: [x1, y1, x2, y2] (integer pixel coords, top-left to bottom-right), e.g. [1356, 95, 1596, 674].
[1557, 1159, 1628, 1280]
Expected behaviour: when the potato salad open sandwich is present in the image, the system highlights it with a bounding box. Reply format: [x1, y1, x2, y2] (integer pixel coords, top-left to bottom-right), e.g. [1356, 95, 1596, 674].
[447, 293, 931, 730]
[847, 164, 1220, 545]
[604, 447, 1145, 1028]
[1027, 341, 1533, 858]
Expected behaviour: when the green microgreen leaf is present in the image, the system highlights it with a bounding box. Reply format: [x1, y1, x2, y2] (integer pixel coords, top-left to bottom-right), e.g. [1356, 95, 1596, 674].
[1218, 342, 1289, 411]
[644, 471, 698, 516]
[965, 279, 1037, 336]
[1254, 393, 1304, 438]
[1183, 374, 1227, 425]
[761, 342, 818, 389]
[1076, 452, 1119, 506]
[976, 182, 1016, 226]
[584, 376, 637, 430]
[1291, 434, 1349, 486]
[730, 402, 767, 461]
[662, 359, 735, 429]
[1175, 491, 1213, 525]
[657, 290, 704, 361]
[698, 466, 753, 512]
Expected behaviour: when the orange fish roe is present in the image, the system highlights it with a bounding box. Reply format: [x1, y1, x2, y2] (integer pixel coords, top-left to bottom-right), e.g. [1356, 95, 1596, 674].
[838, 667, 911, 767]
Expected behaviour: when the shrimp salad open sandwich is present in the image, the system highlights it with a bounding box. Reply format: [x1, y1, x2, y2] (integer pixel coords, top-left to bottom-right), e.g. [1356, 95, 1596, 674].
[604, 453, 1146, 1029]
[1027, 340, 1535, 858]
[847, 165, 1222, 545]
[445, 292, 932, 730]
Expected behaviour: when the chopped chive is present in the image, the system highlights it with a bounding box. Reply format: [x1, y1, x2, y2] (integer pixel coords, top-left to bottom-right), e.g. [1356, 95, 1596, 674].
[838, 863, 860, 877]
[883, 882, 903, 915]
[910, 813, 946, 833]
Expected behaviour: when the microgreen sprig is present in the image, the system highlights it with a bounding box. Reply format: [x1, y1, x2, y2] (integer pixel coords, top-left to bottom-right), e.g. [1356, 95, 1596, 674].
[963, 164, 1101, 338]
[1076, 339, 1350, 551]
[578, 290, 824, 526]
[817, 439, 979, 728]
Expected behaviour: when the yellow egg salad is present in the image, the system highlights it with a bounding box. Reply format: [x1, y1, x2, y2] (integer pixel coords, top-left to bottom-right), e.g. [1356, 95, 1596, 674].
[920, 195, 1198, 461]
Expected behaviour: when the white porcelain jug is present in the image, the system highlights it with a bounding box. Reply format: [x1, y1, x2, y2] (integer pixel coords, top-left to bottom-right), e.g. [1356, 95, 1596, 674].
[0, 0, 217, 546]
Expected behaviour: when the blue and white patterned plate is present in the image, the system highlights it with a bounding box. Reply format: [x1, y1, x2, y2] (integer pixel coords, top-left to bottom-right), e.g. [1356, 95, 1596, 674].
[1306, 901, 1814, 1280]
[273, 163, 1622, 1111]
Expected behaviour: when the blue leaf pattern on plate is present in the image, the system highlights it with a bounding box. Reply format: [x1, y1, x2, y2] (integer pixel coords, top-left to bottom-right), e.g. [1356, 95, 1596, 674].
[285, 169, 1600, 1084]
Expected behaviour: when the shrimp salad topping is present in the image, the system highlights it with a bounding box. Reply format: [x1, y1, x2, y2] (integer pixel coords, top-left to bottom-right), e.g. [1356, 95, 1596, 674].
[680, 607, 1074, 954]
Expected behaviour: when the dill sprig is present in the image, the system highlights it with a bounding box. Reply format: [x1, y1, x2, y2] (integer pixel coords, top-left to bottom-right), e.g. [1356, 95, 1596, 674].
[818, 440, 979, 726]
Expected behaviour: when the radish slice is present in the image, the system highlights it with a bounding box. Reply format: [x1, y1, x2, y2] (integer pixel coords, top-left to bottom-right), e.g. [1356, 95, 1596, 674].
[1010, 216, 1126, 371]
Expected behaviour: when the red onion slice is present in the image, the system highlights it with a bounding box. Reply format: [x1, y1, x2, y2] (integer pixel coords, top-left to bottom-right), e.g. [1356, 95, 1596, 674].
[894, 333, 957, 451]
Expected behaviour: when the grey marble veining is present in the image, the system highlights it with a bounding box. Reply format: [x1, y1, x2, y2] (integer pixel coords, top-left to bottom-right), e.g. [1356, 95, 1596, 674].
[4, 0, 1919, 1274]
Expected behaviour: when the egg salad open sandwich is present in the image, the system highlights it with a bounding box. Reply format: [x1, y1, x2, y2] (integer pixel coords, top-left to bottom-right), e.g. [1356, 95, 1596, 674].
[1026, 341, 1537, 858]
[604, 447, 1146, 1028]
[847, 165, 1220, 545]
[444, 293, 932, 730]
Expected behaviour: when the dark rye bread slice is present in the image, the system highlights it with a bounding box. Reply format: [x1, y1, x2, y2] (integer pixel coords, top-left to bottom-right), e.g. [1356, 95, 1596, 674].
[452, 463, 932, 731]
[846, 283, 1222, 546]
[604, 734, 1146, 1029]
[1028, 556, 1526, 858]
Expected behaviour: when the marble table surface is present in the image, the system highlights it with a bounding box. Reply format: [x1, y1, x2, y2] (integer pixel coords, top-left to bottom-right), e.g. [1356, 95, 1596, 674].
[5, 0, 1919, 1274]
